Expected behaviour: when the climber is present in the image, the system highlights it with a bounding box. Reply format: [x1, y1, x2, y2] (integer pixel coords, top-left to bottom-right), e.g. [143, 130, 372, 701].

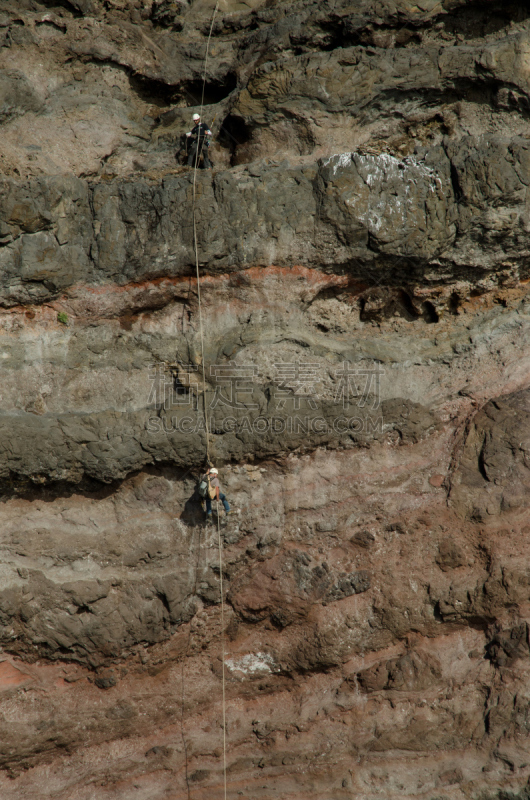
[186, 113, 212, 169]
[200, 466, 231, 521]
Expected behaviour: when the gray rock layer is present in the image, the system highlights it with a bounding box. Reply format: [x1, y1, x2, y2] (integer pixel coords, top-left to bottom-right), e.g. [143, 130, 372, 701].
[2, 136, 530, 306]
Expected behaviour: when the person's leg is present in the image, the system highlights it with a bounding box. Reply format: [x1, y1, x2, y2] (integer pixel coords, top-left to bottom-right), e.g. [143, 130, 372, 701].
[205, 496, 212, 516]
[219, 492, 230, 513]
[202, 146, 211, 169]
[187, 141, 197, 167]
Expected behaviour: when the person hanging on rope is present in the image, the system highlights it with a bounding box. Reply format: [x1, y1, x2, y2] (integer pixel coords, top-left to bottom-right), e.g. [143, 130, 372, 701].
[186, 113, 212, 169]
[199, 466, 232, 522]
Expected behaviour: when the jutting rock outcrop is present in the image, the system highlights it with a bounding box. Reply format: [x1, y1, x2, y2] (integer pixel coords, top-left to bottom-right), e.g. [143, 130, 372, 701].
[2, 1, 530, 799]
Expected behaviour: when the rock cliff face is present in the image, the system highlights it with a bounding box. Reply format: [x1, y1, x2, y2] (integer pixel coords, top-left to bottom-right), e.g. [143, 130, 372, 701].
[2, 0, 530, 798]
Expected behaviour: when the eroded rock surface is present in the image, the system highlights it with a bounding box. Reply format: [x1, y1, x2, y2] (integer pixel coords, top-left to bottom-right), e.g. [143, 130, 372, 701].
[1, 0, 530, 798]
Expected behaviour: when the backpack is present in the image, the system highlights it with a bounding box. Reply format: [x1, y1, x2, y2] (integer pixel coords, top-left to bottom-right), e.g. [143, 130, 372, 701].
[197, 475, 210, 499]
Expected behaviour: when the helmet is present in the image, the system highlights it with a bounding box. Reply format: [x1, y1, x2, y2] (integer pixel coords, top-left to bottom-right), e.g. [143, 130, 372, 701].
[209, 467, 218, 474]
[192, 113, 200, 121]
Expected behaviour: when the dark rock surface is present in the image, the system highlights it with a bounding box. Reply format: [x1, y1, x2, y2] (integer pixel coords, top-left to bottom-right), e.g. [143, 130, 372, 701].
[2, 136, 530, 307]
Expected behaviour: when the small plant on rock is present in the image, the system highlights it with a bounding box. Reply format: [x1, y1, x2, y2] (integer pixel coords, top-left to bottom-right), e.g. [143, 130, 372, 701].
[57, 312, 68, 325]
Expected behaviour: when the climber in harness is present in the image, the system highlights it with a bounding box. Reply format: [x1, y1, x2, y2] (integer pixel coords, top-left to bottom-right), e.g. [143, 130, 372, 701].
[186, 113, 212, 169]
[198, 467, 232, 522]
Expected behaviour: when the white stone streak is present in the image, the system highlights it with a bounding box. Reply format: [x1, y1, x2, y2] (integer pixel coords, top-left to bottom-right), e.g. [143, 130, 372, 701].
[225, 652, 279, 676]
[357, 152, 441, 190]
[323, 151, 443, 236]
[324, 150, 441, 187]
[322, 151, 353, 174]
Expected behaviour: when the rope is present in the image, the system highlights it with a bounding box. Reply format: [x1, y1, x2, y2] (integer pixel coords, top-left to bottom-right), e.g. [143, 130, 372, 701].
[216, 500, 228, 800]
[192, 0, 220, 464]
[189, 4, 228, 798]
[192, 206, 209, 460]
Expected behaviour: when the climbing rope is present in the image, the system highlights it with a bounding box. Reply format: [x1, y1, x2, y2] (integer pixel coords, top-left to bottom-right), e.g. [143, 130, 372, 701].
[189, 3, 228, 797]
[216, 500, 228, 800]
[192, 0, 220, 463]
[192, 206, 209, 461]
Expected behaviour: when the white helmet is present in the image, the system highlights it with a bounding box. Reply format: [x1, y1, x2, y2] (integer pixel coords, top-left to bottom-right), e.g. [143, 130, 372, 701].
[209, 467, 218, 474]
[192, 113, 200, 121]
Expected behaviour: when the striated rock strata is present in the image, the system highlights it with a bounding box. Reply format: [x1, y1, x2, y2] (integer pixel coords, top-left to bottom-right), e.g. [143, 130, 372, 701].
[2, 0, 530, 798]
